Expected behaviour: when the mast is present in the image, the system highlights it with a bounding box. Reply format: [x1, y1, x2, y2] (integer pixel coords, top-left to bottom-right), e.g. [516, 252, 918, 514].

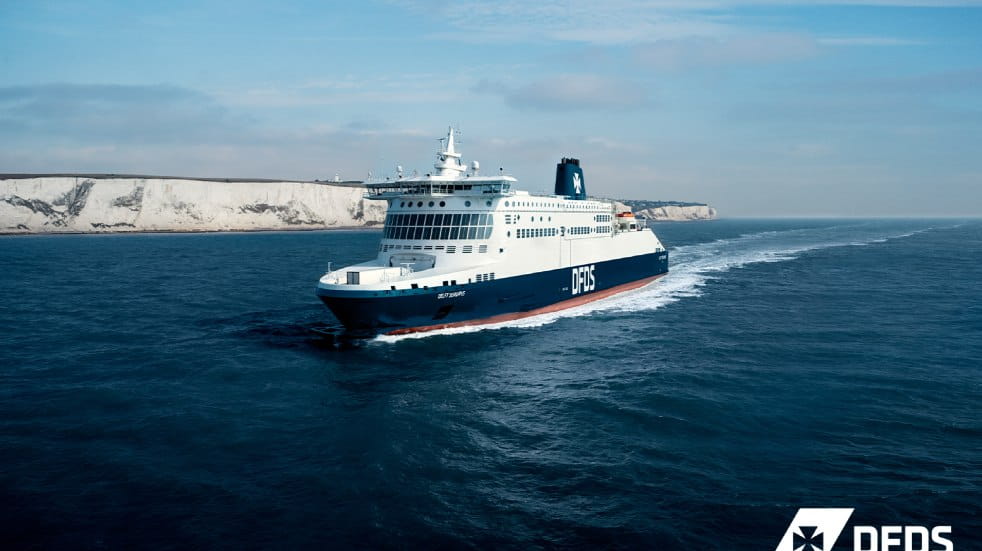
[434, 126, 465, 177]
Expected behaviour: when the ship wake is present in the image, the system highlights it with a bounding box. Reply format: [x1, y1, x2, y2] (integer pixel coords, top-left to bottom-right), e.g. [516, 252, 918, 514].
[375, 222, 939, 343]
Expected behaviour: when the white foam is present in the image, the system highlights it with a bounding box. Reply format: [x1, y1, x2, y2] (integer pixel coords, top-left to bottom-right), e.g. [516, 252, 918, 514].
[374, 223, 938, 342]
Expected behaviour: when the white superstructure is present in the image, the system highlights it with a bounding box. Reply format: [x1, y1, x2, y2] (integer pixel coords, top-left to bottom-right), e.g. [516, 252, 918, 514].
[318, 127, 666, 293]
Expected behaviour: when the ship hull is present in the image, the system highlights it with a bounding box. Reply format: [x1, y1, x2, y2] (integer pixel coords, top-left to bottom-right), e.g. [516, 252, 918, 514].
[317, 251, 668, 334]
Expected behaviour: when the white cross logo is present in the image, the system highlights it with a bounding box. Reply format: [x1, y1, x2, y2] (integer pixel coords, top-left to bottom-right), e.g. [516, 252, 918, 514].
[573, 173, 582, 194]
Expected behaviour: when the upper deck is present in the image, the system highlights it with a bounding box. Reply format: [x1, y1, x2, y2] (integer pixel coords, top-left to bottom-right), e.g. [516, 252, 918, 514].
[365, 176, 516, 199]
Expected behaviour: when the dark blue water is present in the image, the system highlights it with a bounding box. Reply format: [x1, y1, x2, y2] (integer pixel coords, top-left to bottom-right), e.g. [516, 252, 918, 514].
[2, 220, 980, 549]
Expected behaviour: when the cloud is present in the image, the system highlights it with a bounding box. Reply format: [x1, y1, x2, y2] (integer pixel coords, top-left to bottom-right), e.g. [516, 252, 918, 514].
[473, 74, 650, 111]
[390, 0, 982, 45]
[634, 33, 820, 69]
[819, 36, 928, 46]
[0, 83, 250, 145]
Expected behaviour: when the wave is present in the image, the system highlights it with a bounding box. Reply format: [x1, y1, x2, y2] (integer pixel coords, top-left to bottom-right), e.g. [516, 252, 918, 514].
[375, 223, 939, 342]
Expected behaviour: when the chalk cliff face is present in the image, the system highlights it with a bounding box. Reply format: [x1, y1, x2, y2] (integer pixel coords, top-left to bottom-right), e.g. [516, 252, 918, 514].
[0, 176, 386, 234]
[611, 200, 717, 221]
[634, 204, 717, 221]
[1, 176, 716, 233]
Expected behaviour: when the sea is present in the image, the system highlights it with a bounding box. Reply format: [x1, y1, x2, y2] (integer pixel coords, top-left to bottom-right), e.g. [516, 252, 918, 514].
[1, 219, 979, 550]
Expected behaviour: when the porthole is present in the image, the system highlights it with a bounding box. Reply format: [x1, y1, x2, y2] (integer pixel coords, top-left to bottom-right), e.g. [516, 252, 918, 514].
[428, 201, 434, 207]
[505, 201, 509, 207]
[439, 201, 446, 207]
[400, 201, 405, 207]
[507, 231, 511, 237]
[465, 200, 471, 207]
[486, 201, 492, 207]
[417, 201, 423, 207]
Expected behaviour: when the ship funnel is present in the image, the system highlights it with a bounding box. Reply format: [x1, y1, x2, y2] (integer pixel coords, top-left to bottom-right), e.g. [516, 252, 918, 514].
[555, 157, 586, 200]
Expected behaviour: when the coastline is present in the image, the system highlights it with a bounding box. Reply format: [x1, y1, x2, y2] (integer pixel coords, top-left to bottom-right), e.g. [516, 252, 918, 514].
[2, 174, 718, 234]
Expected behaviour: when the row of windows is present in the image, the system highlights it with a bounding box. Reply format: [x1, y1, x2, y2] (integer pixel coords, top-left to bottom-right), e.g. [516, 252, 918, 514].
[516, 228, 558, 239]
[398, 199, 494, 208]
[503, 200, 603, 210]
[384, 225, 493, 240]
[379, 244, 490, 254]
[505, 214, 552, 224]
[569, 226, 592, 235]
[595, 214, 612, 222]
[596, 225, 611, 234]
[386, 213, 493, 227]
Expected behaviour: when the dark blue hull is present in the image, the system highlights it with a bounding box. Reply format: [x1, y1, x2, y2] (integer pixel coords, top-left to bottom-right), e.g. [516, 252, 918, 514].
[317, 251, 668, 333]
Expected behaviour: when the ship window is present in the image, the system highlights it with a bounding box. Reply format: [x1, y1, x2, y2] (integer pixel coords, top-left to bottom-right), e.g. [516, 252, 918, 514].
[465, 200, 471, 207]
[443, 280, 448, 286]
[411, 283, 418, 289]
[421, 227, 432, 240]
[485, 227, 493, 238]
[467, 227, 478, 240]
[507, 231, 511, 237]
[428, 201, 434, 207]
[417, 201, 423, 207]
[424, 214, 434, 225]
[486, 201, 492, 206]
[407, 214, 417, 225]
[440, 201, 446, 207]
[451, 214, 462, 225]
[450, 227, 460, 239]
[440, 227, 450, 239]
[451, 280, 457, 285]
[414, 227, 424, 239]
[505, 201, 509, 207]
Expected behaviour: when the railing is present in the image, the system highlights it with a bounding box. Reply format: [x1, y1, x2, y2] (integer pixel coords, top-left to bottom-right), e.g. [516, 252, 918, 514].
[365, 180, 512, 198]
[320, 263, 416, 286]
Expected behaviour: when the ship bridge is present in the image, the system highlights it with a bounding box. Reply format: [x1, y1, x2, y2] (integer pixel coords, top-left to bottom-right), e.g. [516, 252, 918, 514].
[365, 126, 516, 199]
[366, 177, 515, 199]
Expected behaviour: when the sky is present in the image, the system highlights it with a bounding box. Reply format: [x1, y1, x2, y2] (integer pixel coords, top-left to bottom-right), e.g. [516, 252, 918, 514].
[1, 1, 980, 216]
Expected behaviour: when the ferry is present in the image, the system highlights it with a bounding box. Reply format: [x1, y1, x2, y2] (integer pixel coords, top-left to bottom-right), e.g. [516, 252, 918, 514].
[316, 127, 669, 334]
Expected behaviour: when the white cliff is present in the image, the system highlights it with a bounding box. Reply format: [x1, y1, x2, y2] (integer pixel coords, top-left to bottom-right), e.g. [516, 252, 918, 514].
[634, 204, 717, 221]
[0, 176, 386, 234]
[611, 200, 717, 221]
